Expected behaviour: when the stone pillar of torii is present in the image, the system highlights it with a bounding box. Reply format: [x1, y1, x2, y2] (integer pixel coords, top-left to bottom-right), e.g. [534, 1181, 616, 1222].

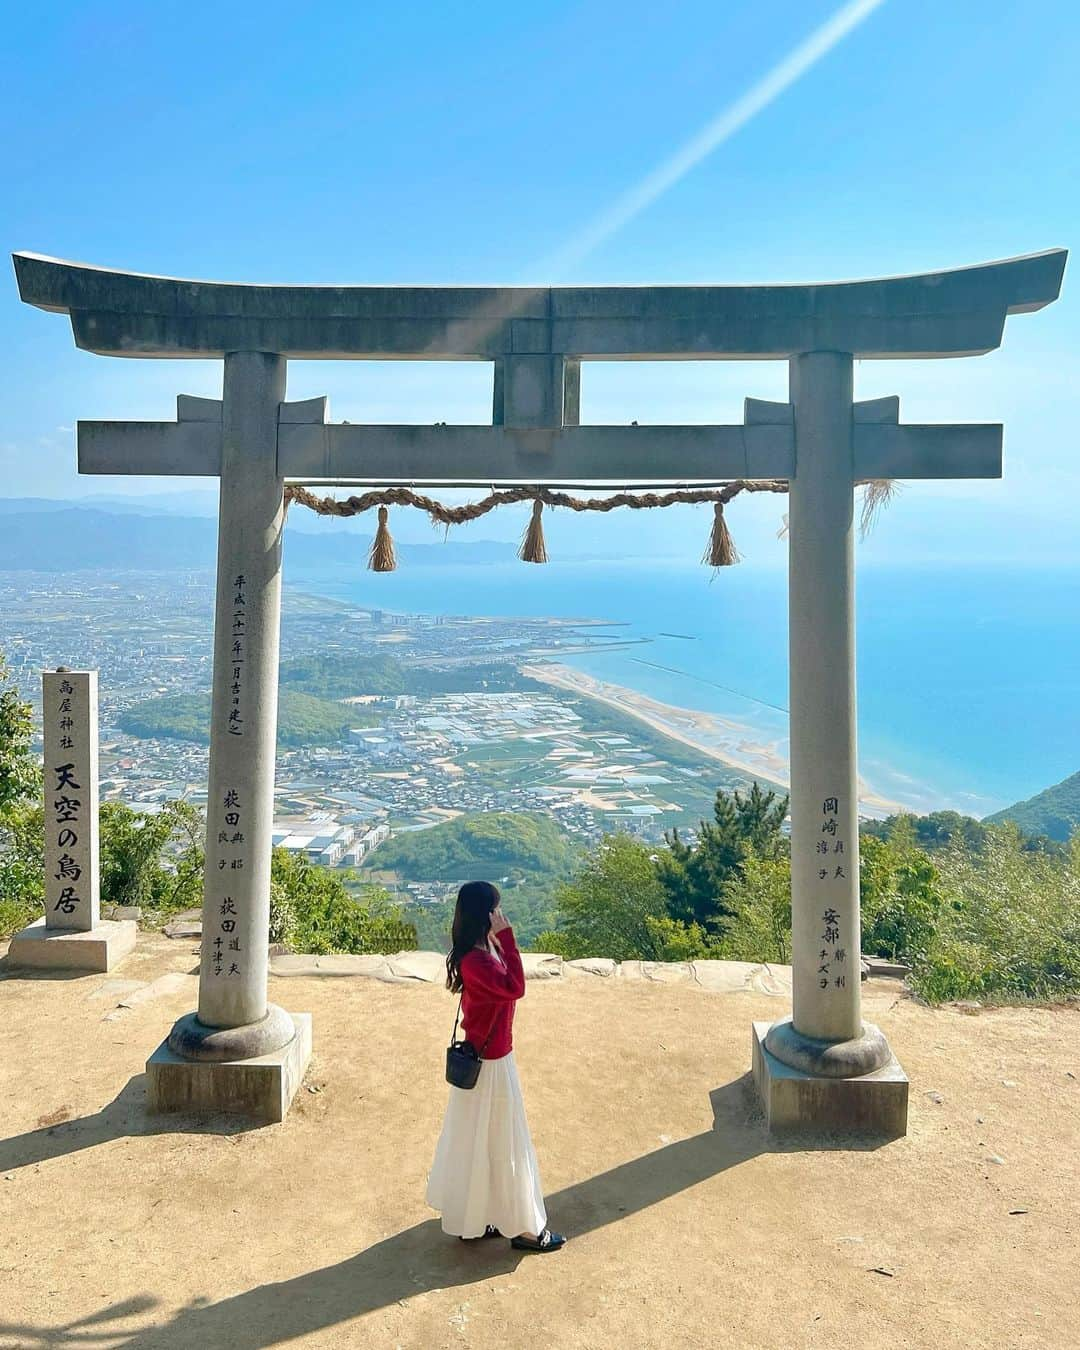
[13, 248, 1066, 1128]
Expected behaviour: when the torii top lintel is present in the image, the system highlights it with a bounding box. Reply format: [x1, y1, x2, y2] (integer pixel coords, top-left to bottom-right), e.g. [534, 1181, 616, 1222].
[12, 249, 1066, 362]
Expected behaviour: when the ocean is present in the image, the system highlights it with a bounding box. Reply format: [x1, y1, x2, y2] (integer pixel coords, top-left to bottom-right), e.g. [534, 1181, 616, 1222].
[288, 559, 1080, 817]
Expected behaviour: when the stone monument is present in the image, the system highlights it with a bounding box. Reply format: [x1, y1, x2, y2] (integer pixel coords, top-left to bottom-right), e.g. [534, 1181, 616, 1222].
[13, 247, 1066, 1128]
[9, 668, 136, 972]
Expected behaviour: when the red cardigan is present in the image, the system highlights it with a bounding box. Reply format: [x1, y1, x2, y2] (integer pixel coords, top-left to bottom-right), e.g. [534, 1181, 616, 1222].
[460, 927, 525, 1060]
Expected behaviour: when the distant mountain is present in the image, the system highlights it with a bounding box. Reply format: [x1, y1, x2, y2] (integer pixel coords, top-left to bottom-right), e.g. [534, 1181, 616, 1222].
[0, 506, 515, 571]
[984, 770, 1080, 842]
[0, 494, 217, 518]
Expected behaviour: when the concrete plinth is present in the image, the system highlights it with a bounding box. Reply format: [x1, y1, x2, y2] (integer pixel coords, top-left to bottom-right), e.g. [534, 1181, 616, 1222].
[752, 1021, 908, 1137]
[146, 1012, 311, 1124]
[8, 916, 136, 973]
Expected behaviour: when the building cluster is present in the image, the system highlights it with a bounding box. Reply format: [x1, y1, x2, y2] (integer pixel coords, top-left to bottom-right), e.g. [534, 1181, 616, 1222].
[289, 691, 689, 842]
[272, 817, 390, 867]
[0, 572, 713, 873]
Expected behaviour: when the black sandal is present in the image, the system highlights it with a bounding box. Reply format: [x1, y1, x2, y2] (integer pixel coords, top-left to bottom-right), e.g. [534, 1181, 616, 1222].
[510, 1228, 566, 1253]
[459, 1225, 503, 1242]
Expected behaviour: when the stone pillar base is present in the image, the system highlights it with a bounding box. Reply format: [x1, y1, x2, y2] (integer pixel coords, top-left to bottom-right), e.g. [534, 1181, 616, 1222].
[752, 1021, 908, 1137]
[7, 916, 137, 973]
[146, 1012, 312, 1124]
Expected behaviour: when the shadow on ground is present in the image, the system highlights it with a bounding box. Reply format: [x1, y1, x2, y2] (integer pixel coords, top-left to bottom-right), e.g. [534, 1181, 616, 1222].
[0, 959, 112, 984]
[0, 1074, 891, 1348]
[0, 1073, 257, 1177]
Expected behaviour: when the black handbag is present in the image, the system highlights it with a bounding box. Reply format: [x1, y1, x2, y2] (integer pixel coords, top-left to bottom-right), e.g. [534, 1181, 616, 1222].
[445, 996, 494, 1090]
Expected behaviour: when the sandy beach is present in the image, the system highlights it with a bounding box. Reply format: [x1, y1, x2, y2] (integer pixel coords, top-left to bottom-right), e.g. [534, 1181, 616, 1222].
[523, 661, 904, 817]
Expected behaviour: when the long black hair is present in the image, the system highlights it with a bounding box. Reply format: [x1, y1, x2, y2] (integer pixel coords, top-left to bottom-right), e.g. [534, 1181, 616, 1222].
[445, 880, 501, 993]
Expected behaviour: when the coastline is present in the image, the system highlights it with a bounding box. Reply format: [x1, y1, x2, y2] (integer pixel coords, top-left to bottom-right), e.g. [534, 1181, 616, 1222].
[522, 661, 905, 818]
[285, 574, 1052, 818]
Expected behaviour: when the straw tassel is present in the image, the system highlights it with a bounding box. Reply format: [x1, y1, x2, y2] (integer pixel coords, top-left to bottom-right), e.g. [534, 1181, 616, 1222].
[703, 501, 739, 567]
[368, 505, 397, 572]
[518, 497, 549, 564]
[859, 479, 898, 537]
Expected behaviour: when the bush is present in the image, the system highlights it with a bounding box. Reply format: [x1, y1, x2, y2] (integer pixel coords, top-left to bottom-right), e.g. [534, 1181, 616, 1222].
[99, 800, 204, 915]
[0, 798, 204, 939]
[534, 803, 1080, 1006]
[270, 849, 416, 954]
[0, 789, 418, 954]
[0, 655, 38, 812]
[0, 656, 43, 936]
[533, 833, 670, 961]
[642, 914, 722, 961]
[0, 801, 45, 937]
[859, 827, 943, 966]
[269, 878, 299, 948]
[715, 854, 793, 964]
[910, 826, 1080, 1002]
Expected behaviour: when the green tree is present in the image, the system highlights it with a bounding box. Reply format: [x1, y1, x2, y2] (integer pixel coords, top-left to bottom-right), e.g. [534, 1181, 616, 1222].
[117, 689, 369, 747]
[862, 810, 988, 853]
[911, 825, 1080, 1002]
[1, 796, 204, 938]
[0, 801, 45, 937]
[534, 833, 671, 961]
[658, 783, 789, 925]
[715, 853, 793, 964]
[270, 849, 416, 954]
[859, 826, 943, 966]
[0, 654, 43, 936]
[984, 770, 1080, 844]
[401, 873, 561, 952]
[642, 913, 722, 961]
[279, 652, 406, 698]
[0, 654, 38, 812]
[99, 800, 204, 913]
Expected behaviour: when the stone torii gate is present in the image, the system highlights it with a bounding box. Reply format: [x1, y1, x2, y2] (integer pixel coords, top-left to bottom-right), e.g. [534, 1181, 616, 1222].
[14, 248, 1066, 1129]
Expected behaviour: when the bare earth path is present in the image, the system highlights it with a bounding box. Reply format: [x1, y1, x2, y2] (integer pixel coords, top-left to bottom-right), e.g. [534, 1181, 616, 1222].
[0, 933, 1077, 1349]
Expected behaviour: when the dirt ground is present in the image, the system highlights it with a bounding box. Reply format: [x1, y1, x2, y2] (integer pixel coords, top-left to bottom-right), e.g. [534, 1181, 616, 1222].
[0, 932, 1077, 1350]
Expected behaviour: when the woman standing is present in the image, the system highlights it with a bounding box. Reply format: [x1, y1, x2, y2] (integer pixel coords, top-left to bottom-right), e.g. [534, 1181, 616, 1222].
[426, 880, 566, 1253]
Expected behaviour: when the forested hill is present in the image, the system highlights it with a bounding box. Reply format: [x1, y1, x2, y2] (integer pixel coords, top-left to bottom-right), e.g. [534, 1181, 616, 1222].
[279, 652, 546, 699]
[117, 689, 373, 747]
[984, 770, 1080, 842]
[364, 812, 581, 881]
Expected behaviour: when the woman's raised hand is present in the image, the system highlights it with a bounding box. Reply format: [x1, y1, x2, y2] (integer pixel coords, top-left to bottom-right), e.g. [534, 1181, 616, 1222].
[490, 905, 511, 935]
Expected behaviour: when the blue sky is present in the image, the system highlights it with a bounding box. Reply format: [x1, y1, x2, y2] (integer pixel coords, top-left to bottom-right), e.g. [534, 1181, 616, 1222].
[3, 0, 1077, 563]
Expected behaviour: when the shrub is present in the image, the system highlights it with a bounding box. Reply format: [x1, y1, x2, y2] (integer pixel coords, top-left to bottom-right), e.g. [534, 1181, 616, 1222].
[99, 800, 204, 915]
[859, 828, 943, 967]
[0, 655, 38, 812]
[715, 854, 793, 964]
[910, 826, 1080, 1002]
[270, 848, 416, 954]
[533, 833, 670, 961]
[642, 914, 722, 961]
[0, 801, 45, 937]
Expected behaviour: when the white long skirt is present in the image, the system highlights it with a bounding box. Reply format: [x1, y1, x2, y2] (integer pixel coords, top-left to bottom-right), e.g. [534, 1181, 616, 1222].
[426, 1051, 548, 1239]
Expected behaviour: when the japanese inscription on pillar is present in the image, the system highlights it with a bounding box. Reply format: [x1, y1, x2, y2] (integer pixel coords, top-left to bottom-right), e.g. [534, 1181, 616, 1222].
[43, 670, 100, 931]
[210, 786, 246, 979]
[814, 795, 848, 992]
[229, 573, 246, 736]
